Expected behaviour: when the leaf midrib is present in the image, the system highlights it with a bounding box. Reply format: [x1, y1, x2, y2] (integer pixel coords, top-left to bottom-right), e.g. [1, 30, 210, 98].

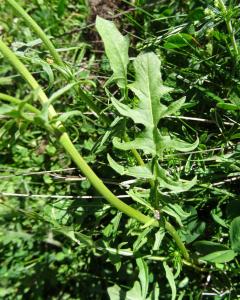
[146, 54, 154, 129]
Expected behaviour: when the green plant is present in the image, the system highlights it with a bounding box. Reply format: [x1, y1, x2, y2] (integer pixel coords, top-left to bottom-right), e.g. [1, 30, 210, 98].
[1, 0, 240, 299]
[0, 0, 199, 257]
[0, 6, 198, 298]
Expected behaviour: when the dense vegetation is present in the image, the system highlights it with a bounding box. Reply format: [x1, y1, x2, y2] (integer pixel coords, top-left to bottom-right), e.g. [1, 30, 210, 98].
[0, 0, 240, 299]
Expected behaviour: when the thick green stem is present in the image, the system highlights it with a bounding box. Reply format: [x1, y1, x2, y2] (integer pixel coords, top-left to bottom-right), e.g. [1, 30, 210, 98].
[0, 95, 155, 224]
[0, 38, 156, 226]
[59, 133, 156, 224]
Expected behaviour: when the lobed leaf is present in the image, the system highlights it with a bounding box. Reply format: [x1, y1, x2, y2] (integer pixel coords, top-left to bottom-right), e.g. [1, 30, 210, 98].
[112, 52, 198, 155]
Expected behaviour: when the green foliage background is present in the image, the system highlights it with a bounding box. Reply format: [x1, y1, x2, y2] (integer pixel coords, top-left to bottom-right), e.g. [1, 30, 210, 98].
[0, 0, 240, 299]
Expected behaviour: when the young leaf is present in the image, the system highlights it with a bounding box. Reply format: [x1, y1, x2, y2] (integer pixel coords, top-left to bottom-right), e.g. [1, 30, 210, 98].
[211, 208, 228, 228]
[200, 250, 236, 263]
[168, 136, 199, 152]
[136, 258, 149, 299]
[49, 82, 77, 103]
[168, 203, 191, 219]
[153, 227, 165, 250]
[127, 189, 154, 211]
[159, 96, 186, 119]
[57, 110, 82, 123]
[134, 227, 152, 252]
[156, 164, 197, 193]
[91, 116, 125, 152]
[164, 33, 193, 49]
[230, 216, 240, 253]
[96, 16, 129, 89]
[217, 102, 239, 111]
[163, 262, 176, 300]
[108, 154, 154, 179]
[194, 241, 229, 255]
[162, 206, 184, 227]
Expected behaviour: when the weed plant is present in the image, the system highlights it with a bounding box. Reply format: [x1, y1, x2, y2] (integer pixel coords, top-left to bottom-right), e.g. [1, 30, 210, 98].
[0, 0, 240, 299]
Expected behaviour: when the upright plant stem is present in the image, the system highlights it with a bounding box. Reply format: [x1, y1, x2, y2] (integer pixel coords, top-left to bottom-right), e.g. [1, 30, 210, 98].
[123, 133, 147, 169]
[218, 0, 239, 58]
[0, 38, 156, 226]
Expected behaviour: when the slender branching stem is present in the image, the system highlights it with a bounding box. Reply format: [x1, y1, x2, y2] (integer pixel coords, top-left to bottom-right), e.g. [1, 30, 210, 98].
[0, 24, 191, 261]
[182, 259, 209, 272]
[123, 133, 147, 170]
[59, 132, 157, 224]
[0, 38, 156, 226]
[0, 39, 57, 119]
